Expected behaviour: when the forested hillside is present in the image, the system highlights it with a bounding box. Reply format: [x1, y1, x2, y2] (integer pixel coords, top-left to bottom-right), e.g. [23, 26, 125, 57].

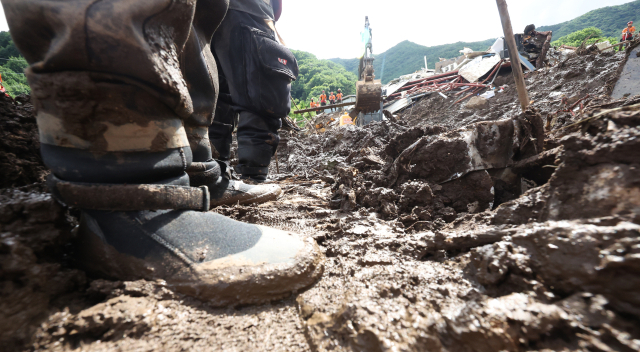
[537, 0, 640, 40]
[290, 50, 358, 110]
[0, 31, 29, 97]
[330, 39, 496, 84]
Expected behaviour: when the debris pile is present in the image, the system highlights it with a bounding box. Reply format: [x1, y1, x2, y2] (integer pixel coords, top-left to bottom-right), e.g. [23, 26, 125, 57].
[293, 97, 640, 352]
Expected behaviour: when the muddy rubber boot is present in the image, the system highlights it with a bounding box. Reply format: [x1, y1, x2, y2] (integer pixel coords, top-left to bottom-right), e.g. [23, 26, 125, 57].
[73, 202, 322, 306]
[188, 160, 282, 207]
[38, 87, 323, 306]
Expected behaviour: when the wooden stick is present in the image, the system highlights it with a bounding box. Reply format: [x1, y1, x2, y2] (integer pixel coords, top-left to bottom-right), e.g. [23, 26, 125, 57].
[293, 101, 356, 114]
[598, 40, 632, 52]
[290, 97, 318, 134]
[496, 0, 529, 111]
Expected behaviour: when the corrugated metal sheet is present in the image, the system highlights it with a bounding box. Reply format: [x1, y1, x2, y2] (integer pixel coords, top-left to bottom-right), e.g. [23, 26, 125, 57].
[385, 97, 411, 114]
[459, 55, 502, 83]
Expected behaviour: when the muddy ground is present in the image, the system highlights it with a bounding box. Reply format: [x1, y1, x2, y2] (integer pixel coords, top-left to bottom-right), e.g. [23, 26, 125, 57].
[1, 47, 640, 352]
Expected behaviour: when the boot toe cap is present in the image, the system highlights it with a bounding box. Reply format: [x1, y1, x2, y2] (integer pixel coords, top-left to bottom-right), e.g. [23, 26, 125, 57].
[173, 226, 324, 306]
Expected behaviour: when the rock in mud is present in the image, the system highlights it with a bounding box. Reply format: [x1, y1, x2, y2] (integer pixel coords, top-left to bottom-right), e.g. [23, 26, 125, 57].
[465, 96, 489, 110]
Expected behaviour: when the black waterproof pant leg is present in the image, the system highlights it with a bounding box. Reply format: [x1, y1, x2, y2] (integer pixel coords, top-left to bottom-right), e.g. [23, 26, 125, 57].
[211, 9, 296, 179]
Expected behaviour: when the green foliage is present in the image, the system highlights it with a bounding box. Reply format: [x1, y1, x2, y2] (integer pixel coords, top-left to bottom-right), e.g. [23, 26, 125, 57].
[0, 31, 21, 59]
[289, 50, 358, 123]
[330, 39, 496, 84]
[0, 57, 29, 97]
[551, 27, 619, 50]
[537, 0, 640, 40]
[0, 32, 30, 97]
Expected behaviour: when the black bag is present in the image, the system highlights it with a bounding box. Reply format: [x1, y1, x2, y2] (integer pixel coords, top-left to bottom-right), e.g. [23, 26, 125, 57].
[242, 25, 298, 119]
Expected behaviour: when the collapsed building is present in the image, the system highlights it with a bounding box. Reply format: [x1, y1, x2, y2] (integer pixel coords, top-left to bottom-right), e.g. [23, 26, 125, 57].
[1, 29, 640, 352]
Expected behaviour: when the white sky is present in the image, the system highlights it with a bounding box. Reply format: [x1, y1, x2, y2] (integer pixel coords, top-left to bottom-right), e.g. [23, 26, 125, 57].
[0, 0, 634, 59]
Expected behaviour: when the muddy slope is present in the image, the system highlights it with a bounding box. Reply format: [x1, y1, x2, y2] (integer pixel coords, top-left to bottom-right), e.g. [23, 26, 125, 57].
[0, 94, 48, 189]
[1, 49, 639, 352]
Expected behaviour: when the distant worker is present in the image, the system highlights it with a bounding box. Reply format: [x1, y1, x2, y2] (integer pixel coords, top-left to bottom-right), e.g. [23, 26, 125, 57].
[622, 21, 636, 48]
[0, 74, 6, 97]
[329, 91, 336, 111]
[310, 98, 317, 108]
[336, 89, 343, 112]
[320, 90, 327, 106]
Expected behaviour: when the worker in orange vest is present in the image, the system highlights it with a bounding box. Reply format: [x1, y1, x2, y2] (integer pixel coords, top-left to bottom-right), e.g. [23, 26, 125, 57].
[622, 21, 636, 47]
[335, 89, 343, 111]
[328, 92, 336, 111]
[320, 91, 327, 106]
[310, 98, 317, 108]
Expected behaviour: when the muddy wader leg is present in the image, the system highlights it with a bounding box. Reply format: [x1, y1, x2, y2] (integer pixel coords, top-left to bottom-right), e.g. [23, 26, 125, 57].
[211, 9, 297, 183]
[2, 0, 323, 306]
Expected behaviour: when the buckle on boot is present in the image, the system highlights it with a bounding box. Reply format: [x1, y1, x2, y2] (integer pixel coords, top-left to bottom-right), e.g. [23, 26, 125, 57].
[47, 174, 210, 212]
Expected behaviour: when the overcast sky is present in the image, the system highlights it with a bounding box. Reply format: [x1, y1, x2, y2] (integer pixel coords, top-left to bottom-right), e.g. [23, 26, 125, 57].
[0, 0, 634, 59]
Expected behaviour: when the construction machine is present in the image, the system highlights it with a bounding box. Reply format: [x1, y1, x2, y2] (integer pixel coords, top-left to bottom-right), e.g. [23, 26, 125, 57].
[291, 16, 384, 122]
[351, 16, 383, 118]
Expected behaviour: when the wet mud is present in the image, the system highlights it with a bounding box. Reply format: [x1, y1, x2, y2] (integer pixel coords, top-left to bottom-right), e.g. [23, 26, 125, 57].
[1, 49, 640, 351]
[0, 94, 48, 188]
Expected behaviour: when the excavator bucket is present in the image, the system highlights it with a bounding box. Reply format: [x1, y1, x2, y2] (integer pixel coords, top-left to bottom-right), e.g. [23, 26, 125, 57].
[355, 80, 382, 114]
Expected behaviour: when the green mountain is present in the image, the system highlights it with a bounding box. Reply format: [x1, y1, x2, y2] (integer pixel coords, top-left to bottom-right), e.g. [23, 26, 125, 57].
[537, 0, 640, 40]
[329, 39, 496, 85]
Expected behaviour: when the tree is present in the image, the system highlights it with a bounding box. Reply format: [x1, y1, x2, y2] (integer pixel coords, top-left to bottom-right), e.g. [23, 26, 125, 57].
[0, 57, 29, 97]
[0, 32, 30, 97]
[551, 27, 619, 50]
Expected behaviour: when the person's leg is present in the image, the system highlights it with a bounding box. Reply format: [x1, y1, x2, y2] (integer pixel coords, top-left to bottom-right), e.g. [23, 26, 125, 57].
[3, 0, 322, 305]
[212, 10, 295, 182]
[202, 57, 282, 204]
[209, 69, 237, 168]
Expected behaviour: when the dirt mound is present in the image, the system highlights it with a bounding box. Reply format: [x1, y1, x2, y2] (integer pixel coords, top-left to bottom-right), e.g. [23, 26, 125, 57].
[0, 186, 86, 351]
[399, 49, 625, 132]
[295, 107, 640, 351]
[0, 94, 48, 189]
